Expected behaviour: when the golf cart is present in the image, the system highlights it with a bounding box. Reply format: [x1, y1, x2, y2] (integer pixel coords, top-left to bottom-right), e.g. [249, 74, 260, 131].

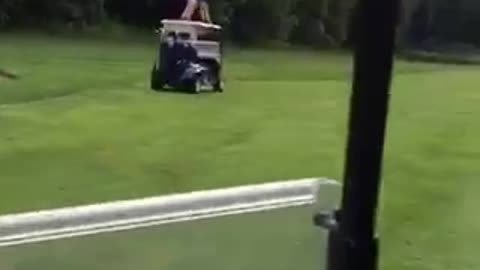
[151, 19, 224, 93]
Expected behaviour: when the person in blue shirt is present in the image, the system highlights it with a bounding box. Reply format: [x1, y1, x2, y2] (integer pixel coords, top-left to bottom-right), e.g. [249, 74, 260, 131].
[161, 32, 179, 83]
[176, 33, 198, 65]
[164, 32, 198, 82]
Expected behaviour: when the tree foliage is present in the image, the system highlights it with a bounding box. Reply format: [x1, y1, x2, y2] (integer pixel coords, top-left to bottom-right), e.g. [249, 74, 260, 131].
[1, 0, 479, 48]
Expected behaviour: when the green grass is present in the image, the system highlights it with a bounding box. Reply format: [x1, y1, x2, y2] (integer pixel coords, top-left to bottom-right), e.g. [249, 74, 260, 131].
[1, 33, 480, 270]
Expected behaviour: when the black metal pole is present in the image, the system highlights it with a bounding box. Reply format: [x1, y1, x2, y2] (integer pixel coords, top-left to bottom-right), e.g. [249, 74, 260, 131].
[316, 1, 401, 270]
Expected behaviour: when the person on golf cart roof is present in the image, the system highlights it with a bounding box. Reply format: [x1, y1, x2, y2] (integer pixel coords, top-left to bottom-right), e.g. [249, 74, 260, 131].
[163, 0, 211, 23]
[181, 0, 212, 23]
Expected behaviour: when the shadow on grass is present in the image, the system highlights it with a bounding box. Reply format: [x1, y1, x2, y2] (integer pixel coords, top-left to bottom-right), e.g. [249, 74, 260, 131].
[152, 87, 222, 96]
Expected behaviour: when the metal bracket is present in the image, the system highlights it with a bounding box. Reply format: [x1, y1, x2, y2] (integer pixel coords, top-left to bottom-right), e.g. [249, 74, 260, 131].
[314, 209, 379, 270]
[313, 210, 340, 232]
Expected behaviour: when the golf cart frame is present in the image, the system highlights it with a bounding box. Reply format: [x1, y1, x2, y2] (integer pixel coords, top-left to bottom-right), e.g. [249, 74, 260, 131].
[314, 1, 401, 270]
[151, 19, 224, 93]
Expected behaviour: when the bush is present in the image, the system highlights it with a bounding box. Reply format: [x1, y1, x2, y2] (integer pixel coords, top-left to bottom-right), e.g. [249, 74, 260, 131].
[3, 0, 480, 49]
[229, 0, 296, 43]
[0, 0, 105, 28]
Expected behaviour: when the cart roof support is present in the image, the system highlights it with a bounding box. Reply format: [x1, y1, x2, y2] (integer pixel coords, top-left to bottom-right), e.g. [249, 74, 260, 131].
[317, 0, 401, 270]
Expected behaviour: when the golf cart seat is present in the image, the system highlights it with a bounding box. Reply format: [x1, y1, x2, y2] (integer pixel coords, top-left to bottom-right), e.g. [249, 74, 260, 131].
[191, 40, 221, 63]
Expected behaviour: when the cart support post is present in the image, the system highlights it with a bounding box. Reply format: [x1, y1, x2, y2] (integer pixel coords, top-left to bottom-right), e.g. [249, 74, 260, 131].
[315, 0, 401, 270]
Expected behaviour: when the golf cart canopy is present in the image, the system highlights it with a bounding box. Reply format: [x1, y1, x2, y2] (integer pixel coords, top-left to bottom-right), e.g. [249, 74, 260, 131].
[161, 19, 222, 41]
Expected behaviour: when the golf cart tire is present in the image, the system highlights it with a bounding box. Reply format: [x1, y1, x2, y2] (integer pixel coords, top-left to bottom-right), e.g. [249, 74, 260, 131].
[214, 81, 224, 92]
[185, 79, 201, 94]
[150, 66, 165, 91]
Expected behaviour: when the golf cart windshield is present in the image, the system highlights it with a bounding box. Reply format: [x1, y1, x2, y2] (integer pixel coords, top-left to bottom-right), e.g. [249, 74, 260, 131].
[159, 19, 222, 63]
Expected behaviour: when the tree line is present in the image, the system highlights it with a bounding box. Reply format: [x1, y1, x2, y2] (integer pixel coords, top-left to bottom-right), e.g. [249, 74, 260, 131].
[1, 0, 480, 48]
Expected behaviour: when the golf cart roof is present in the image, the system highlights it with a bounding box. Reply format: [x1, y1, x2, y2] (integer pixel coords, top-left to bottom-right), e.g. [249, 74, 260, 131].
[160, 20, 221, 41]
[161, 19, 221, 31]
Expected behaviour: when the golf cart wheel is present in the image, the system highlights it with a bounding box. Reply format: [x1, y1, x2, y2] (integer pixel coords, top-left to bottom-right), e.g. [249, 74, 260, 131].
[150, 65, 165, 91]
[186, 79, 201, 94]
[214, 80, 224, 92]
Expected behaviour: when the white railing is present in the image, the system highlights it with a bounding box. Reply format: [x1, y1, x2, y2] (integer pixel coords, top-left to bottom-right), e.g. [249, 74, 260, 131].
[0, 178, 339, 248]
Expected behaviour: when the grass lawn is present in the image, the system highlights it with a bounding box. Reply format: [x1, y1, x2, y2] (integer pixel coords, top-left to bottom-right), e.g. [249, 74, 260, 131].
[1, 33, 480, 270]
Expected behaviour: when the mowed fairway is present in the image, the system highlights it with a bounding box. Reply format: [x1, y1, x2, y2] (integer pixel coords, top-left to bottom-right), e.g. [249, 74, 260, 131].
[1, 34, 480, 270]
